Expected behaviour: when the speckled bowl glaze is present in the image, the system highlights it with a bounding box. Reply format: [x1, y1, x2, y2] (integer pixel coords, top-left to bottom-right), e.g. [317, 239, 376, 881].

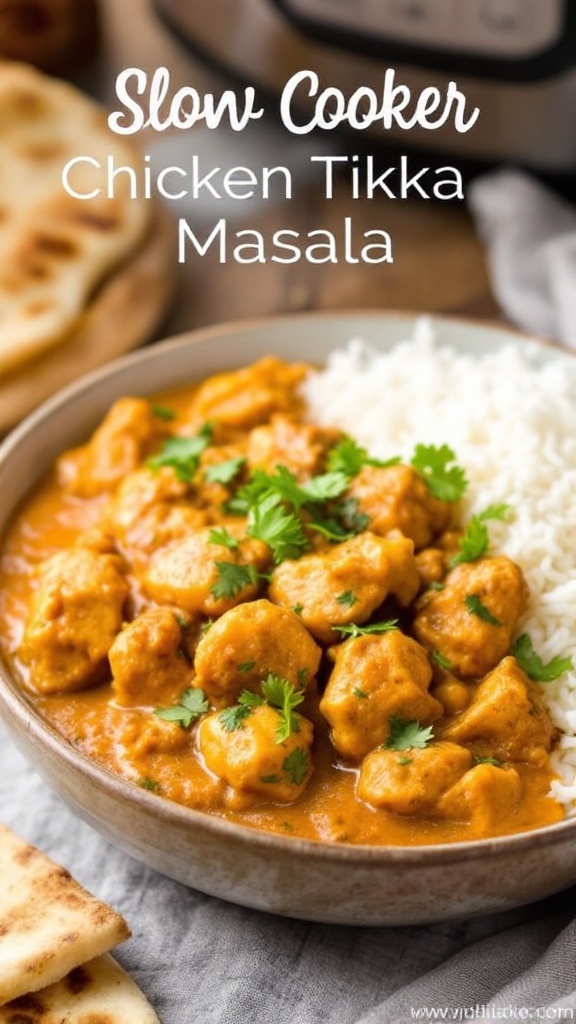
[1, 311, 575, 926]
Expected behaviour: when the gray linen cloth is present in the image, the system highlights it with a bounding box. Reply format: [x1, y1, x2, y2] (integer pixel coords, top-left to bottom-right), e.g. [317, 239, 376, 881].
[468, 169, 576, 350]
[1, 719, 575, 1022]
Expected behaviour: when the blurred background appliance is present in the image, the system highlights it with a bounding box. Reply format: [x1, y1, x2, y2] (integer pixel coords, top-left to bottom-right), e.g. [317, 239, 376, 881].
[154, 0, 576, 175]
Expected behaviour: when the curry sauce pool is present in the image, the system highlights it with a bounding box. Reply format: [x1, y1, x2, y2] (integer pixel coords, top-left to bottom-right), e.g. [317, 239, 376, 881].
[0, 333, 573, 845]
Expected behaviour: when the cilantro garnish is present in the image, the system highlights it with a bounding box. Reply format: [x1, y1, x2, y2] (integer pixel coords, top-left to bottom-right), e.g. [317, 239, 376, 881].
[432, 650, 452, 670]
[247, 493, 308, 563]
[154, 687, 209, 728]
[410, 443, 467, 502]
[333, 619, 398, 639]
[151, 404, 176, 421]
[210, 561, 258, 600]
[205, 457, 246, 485]
[293, 603, 304, 616]
[146, 423, 213, 482]
[353, 687, 368, 699]
[333, 497, 370, 535]
[397, 756, 413, 766]
[282, 748, 310, 785]
[450, 504, 510, 566]
[511, 633, 573, 683]
[237, 661, 256, 673]
[336, 590, 357, 608]
[139, 777, 160, 791]
[428, 581, 445, 591]
[464, 594, 502, 627]
[261, 774, 281, 784]
[209, 526, 240, 550]
[261, 673, 305, 743]
[219, 690, 264, 731]
[297, 668, 309, 688]
[474, 756, 503, 767]
[299, 471, 349, 503]
[386, 717, 434, 751]
[327, 435, 400, 477]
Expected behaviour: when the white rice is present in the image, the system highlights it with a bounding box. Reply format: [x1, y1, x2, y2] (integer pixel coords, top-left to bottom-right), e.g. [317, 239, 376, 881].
[301, 319, 576, 810]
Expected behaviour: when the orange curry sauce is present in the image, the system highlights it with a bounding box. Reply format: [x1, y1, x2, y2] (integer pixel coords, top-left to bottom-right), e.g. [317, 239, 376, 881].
[0, 360, 563, 845]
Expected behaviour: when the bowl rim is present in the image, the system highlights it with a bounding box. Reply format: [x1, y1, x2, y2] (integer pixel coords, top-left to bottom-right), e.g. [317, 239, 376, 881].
[1, 307, 575, 867]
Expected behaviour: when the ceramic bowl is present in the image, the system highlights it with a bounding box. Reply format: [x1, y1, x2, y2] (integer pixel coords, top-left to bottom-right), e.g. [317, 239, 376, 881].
[1, 311, 575, 926]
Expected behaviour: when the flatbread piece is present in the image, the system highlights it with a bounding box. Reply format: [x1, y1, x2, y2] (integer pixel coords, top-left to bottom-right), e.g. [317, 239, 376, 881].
[0, 952, 161, 1024]
[0, 823, 130, 1005]
[0, 61, 151, 376]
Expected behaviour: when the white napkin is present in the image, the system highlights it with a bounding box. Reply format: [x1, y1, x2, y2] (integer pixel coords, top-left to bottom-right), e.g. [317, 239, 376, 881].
[468, 168, 576, 350]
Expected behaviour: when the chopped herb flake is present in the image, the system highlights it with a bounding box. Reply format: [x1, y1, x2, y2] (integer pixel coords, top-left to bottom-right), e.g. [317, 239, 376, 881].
[474, 756, 503, 767]
[451, 504, 510, 566]
[205, 456, 246, 485]
[327, 435, 400, 477]
[432, 650, 453, 670]
[333, 619, 398, 639]
[261, 774, 281, 784]
[151, 404, 176, 421]
[138, 777, 160, 791]
[353, 687, 369, 699]
[410, 443, 467, 502]
[209, 526, 240, 550]
[282, 748, 310, 785]
[511, 633, 573, 683]
[237, 661, 256, 673]
[386, 717, 434, 751]
[146, 423, 213, 482]
[154, 687, 209, 728]
[464, 594, 502, 627]
[219, 704, 252, 732]
[336, 589, 357, 608]
[211, 561, 258, 600]
[247, 493, 308, 563]
[293, 604, 304, 616]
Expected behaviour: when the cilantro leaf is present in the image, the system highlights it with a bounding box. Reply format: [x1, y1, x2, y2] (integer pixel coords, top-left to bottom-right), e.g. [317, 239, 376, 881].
[219, 704, 252, 731]
[336, 590, 357, 608]
[247, 493, 308, 563]
[218, 690, 265, 732]
[333, 619, 398, 639]
[282, 748, 310, 785]
[474, 755, 503, 767]
[261, 774, 281, 784]
[464, 594, 502, 627]
[209, 526, 240, 550]
[334, 497, 370, 535]
[386, 717, 434, 751]
[511, 633, 573, 683]
[410, 443, 467, 502]
[151, 404, 176, 421]
[300, 471, 349, 503]
[432, 650, 452, 670]
[154, 687, 209, 728]
[147, 423, 213, 482]
[237, 660, 256, 673]
[327, 435, 400, 477]
[353, 687, 368, 699]
[210, 561, 258, 600]
[205, 456, 246, 485]
[261, 673, 305, 743]
[451, 504, 510, 566]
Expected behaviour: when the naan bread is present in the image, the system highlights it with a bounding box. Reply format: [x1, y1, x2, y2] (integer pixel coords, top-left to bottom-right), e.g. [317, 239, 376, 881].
[0, 953, 160, 1024]
[0, 62, 150, 377]
[0, 203, 176, 434]
[0, 824, 130, 1005]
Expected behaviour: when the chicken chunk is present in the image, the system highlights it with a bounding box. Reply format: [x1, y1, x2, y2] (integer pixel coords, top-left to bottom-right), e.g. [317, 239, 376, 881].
[194, 600, 321, 706]
[185, 356, 308, 430]
[198, 704, 314, 808]
[20, 547, 128, 693]
[269, 531, 420, 644]
[413, 556, 529, 678]
[357, 741, 472, 815]
[319, 631, 443, 761]
[103, 467, 208, 558]
[441, 656, 554, 766]
[57, 398, 164, 498]
[347, 465, 452, 550]
[143, 525, 269, 618]
[110, 608, 194, 708]
[437, 763, 522, 832]
[247, 415, 339, 481]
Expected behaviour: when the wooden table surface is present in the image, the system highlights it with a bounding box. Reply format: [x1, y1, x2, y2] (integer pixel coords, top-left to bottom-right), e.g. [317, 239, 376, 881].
[90, 0, 501, 338]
